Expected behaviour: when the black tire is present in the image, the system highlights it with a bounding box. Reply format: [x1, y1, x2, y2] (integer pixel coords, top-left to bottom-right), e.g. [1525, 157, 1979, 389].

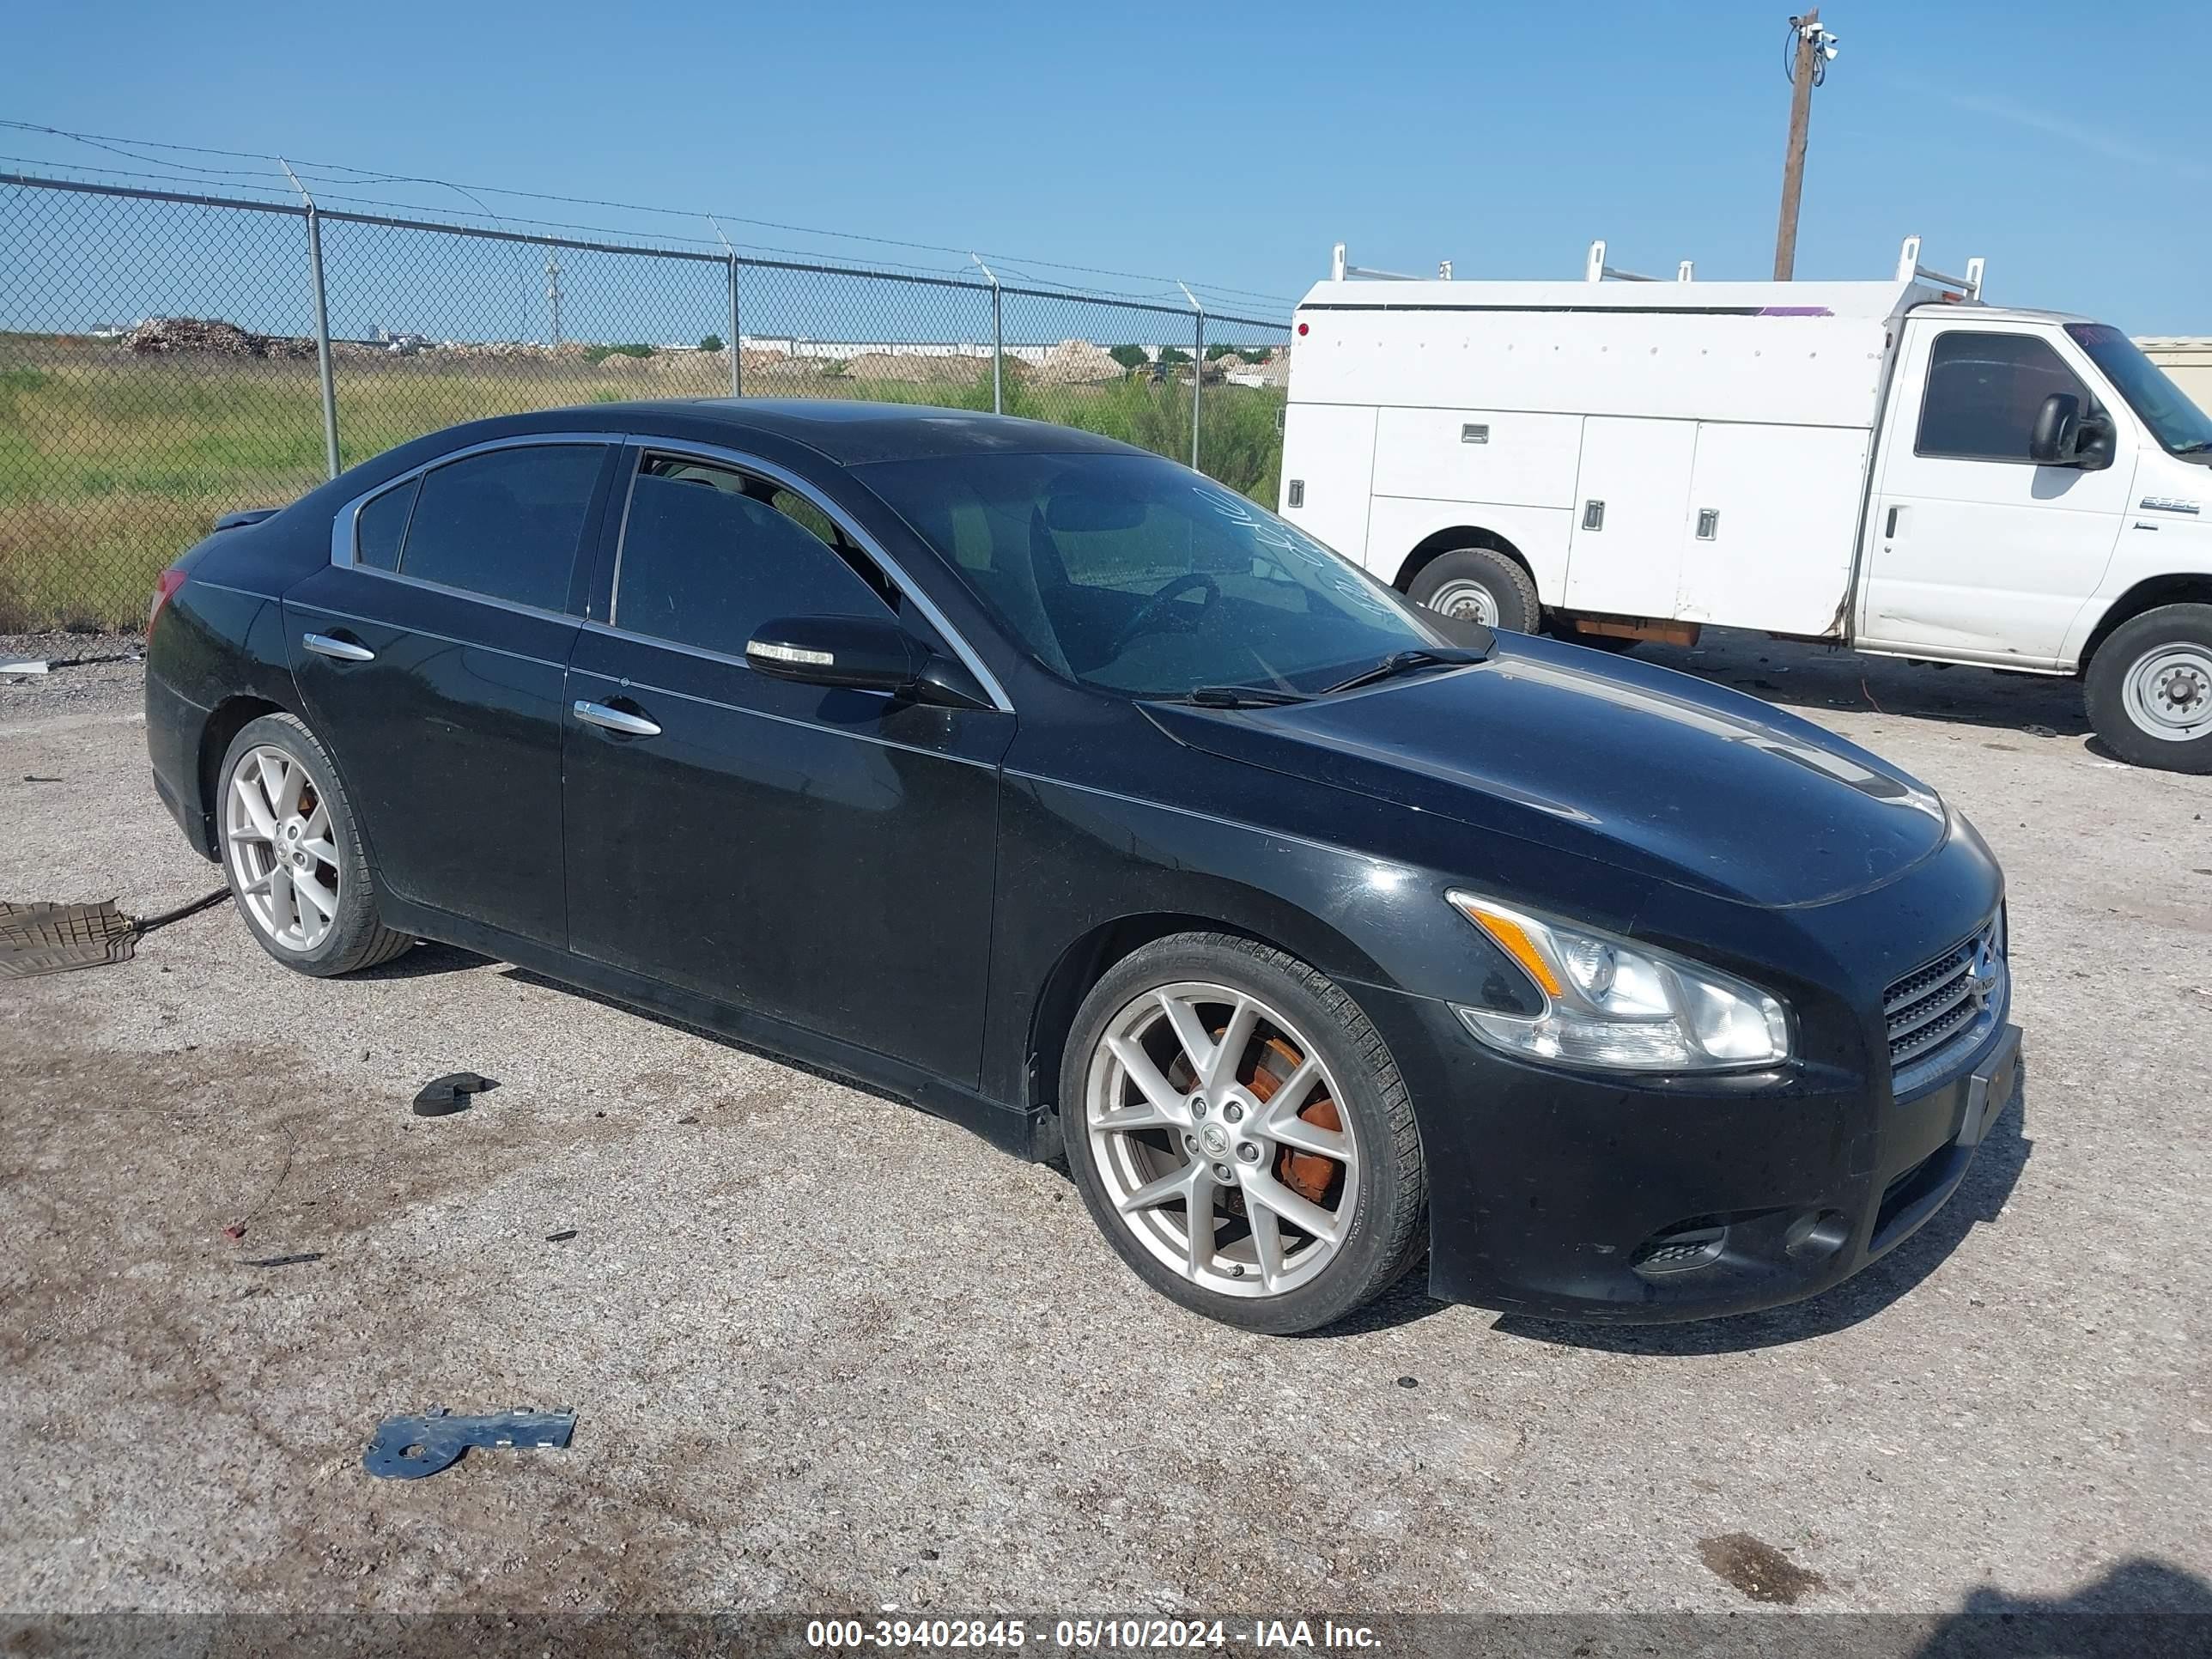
[1407, 547, 1540, 633]
[2084, 603, 2212, 774]
[1060, 932, 1427, 1335]
[216, 712, 414, 975]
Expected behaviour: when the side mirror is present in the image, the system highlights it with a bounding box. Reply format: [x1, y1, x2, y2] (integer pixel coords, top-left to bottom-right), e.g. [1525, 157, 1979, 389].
[744, 615, 996, 709]
[745, 615, 922, 695]
[2027, 392, 2081, 465]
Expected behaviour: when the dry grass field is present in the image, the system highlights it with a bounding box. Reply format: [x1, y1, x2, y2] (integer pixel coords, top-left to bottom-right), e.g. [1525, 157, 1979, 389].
[0, 335, 1285, 629]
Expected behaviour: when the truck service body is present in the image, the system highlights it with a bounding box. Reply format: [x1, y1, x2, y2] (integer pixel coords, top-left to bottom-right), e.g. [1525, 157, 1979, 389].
[1280, 240, 2212, 770]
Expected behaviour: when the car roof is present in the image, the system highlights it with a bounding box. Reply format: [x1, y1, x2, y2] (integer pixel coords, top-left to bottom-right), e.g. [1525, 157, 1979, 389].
[536, 398, 1152, 466]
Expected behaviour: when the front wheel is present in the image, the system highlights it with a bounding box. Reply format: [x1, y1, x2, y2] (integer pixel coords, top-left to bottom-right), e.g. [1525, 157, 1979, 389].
[1060, 933, 1427, 1334]
[2085, 604, 2212, 773]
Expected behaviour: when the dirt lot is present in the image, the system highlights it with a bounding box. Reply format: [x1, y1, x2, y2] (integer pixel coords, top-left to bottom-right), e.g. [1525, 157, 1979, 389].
[2, 629, 2208, 1626]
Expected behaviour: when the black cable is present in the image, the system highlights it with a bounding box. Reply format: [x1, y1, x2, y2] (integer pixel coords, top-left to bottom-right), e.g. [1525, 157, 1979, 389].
[131, 887, 228, 935]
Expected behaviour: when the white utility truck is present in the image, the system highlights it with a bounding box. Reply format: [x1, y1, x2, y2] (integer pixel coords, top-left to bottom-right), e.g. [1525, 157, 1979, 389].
[1279, 238, 2212, 771]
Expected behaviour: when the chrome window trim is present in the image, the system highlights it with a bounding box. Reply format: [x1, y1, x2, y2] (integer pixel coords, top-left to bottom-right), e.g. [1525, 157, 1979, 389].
[609, 439, 1015, 715]
[327, 429, 1013, 714]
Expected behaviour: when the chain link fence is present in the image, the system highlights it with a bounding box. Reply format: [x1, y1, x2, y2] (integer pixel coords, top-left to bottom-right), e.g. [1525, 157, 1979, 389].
[0, 173, 1290, 630]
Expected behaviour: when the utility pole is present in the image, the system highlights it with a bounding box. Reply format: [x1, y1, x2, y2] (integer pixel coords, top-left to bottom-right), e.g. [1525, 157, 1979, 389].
[1773, 9, 1838, 280]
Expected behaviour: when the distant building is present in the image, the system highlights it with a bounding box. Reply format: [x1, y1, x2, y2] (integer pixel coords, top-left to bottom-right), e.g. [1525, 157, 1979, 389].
[86, 323, 128, 338]
[2138, 337, 2212, 417]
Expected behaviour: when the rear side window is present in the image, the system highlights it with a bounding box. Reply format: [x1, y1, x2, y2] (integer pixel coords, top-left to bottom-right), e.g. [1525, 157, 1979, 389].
[1917, 332, 2092, 463]
[613, 456, 894, 656]
[398, 444, 606, 610]
[354, 478, 417, 570]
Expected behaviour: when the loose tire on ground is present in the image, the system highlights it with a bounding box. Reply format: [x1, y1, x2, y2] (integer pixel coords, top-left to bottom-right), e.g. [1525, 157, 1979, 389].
[1060, 932, 1428, 1334]
[1407, 548, 1540, 633]
[2085, 603, 2212, 774]
[216, 712, 414, 975]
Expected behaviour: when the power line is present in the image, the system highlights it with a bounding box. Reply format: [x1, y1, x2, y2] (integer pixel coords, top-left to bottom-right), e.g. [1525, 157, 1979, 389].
[0, 118, 1298, 309]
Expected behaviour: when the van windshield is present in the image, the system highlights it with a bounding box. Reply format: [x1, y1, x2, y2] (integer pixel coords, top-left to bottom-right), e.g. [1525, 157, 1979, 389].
[860, 451, 1449, 697]
[2066, 325, 2212, 456]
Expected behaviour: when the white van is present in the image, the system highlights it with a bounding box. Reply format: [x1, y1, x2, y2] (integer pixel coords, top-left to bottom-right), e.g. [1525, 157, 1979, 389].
[1279, 238, 2212, 771]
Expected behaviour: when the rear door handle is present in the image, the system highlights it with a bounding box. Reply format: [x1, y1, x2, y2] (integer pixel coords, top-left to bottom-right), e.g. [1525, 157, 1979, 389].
[302, 632, 375, 663]
[1884, 506, 1901, 538]
[572, 699, 661, 738]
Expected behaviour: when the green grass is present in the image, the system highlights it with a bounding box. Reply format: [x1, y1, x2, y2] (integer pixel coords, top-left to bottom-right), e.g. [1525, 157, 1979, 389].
[0, 335, 1285, 629]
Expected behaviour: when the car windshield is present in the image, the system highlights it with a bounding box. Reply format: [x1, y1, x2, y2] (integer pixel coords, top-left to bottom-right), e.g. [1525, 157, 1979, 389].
[2065, 324, 2212, 454]
[858, 451, 1448, 697]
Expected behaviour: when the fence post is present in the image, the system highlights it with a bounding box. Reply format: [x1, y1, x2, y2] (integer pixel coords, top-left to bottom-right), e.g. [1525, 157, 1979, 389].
[1178, 283, 1204, 471]
[281, 161, 342, 480]
[972, 255, 1002, 414]
[710, 220, 741, 398]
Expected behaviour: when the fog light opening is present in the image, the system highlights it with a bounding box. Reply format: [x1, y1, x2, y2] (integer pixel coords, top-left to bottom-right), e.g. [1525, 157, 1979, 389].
[1631, 1220, 1729, 1277]
[1784, 1208, 1850, 1261]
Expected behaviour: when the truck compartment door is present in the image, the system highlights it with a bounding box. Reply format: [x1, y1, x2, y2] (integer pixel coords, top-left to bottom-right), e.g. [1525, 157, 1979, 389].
[1674, 423, 1869, 635]
[1370, 409, 1583, 510]
[1563, 416, 1696, 618]
[1278, 404, 1379, 566]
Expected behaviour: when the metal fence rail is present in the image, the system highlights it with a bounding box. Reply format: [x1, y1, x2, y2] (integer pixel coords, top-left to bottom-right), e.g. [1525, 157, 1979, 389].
[0, 173, 1289, 629]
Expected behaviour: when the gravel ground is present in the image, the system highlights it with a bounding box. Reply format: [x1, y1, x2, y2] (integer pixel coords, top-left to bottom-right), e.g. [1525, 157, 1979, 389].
[1, 630, 2208, 1626]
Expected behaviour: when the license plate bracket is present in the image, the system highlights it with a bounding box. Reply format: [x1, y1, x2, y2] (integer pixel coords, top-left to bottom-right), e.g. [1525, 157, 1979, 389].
[1958, 1024, 2022, 1148]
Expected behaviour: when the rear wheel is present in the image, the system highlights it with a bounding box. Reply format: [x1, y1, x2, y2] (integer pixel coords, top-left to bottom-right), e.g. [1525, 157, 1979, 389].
[1407, 547, 1539, 633]
[1060, 933, 1427, 1334]
[2086, 604, 2212, 773]
[217, 713, 413, 975]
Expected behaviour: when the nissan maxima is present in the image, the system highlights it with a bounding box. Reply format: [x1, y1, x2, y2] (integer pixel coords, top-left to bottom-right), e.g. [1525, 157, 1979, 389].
[143, 401, 2020, 1334]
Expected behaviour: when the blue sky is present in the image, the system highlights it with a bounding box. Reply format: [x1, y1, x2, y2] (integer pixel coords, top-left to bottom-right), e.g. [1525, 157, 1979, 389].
[4, 0, 2208, 331]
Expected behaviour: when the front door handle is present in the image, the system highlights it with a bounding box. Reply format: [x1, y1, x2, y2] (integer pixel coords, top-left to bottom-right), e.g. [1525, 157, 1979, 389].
[302, 632, 375, 663]
[572, 699, 661, 738]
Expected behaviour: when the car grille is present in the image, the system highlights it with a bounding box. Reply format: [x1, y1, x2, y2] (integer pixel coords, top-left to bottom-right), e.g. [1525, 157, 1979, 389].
[1883, 916, 2002, 1074]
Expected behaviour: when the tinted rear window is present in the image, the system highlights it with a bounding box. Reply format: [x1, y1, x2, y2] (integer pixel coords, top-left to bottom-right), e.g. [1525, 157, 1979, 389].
[399, 445, 606, 610]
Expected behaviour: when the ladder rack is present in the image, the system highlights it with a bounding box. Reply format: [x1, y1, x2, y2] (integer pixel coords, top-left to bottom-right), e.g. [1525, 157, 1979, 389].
[1895, 235, 1986, 301]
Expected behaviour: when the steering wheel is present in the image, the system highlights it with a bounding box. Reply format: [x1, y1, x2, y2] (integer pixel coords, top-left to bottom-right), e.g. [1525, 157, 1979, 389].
[1106, 573, 1220, 660]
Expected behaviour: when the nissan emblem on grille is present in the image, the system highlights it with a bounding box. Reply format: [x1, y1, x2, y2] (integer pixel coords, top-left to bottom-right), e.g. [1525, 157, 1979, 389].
[1883, 919, 2004, 1073]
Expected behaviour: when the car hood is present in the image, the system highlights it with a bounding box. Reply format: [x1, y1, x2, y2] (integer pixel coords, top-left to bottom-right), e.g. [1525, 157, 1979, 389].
[1143, 642, 1951, 908]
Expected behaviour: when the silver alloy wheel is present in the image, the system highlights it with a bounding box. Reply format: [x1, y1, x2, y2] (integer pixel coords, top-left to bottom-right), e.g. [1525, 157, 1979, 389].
[1084, 981, 1360, 1299]
[2120, 643, 2212, 742]
[224, 744, 341, 954]
[1423, 576, 1499, 628]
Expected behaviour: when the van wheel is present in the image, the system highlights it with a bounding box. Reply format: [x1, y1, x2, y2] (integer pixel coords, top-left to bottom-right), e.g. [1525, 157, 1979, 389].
[1408, 549, 1538, 633]
[2086, 604, 2212, 773]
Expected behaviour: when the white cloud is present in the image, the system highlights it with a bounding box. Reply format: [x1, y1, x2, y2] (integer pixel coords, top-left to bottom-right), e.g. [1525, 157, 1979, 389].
[1885, 77, 2209, 185]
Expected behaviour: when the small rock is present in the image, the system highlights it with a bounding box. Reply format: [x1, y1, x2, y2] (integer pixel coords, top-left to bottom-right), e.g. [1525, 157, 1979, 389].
[2023, 724, 2057, 738]
[1397, 1376, 1418, 1389]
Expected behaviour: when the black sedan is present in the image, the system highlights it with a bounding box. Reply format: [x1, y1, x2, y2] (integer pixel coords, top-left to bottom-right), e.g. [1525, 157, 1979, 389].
[144, 401, 2020, 1333]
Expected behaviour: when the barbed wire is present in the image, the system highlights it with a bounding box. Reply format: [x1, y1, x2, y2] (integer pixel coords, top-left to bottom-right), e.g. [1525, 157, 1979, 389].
[0, 119, 1300, 312]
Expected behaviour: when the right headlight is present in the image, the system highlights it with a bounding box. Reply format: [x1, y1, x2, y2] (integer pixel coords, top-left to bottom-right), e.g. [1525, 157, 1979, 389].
[1447, 891, 1791, 1073]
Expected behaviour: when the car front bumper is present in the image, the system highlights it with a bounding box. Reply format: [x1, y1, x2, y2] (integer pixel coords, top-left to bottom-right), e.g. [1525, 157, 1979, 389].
[1357, 981, 2021, 1324]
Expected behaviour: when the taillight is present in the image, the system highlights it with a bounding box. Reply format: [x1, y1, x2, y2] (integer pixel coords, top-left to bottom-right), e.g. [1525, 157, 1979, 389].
[149, 564, 188, 633]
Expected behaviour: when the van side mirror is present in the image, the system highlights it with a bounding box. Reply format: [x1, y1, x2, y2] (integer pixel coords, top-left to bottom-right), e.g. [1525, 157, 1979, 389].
[2027, 392, 2081, 465]
[2028, 392, 2115, 470]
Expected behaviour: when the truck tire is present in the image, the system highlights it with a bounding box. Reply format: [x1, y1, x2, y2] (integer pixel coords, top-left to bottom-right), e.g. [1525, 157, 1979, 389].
[2085, 604, 2212, 773]
[1407, 549, 1539, 633]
